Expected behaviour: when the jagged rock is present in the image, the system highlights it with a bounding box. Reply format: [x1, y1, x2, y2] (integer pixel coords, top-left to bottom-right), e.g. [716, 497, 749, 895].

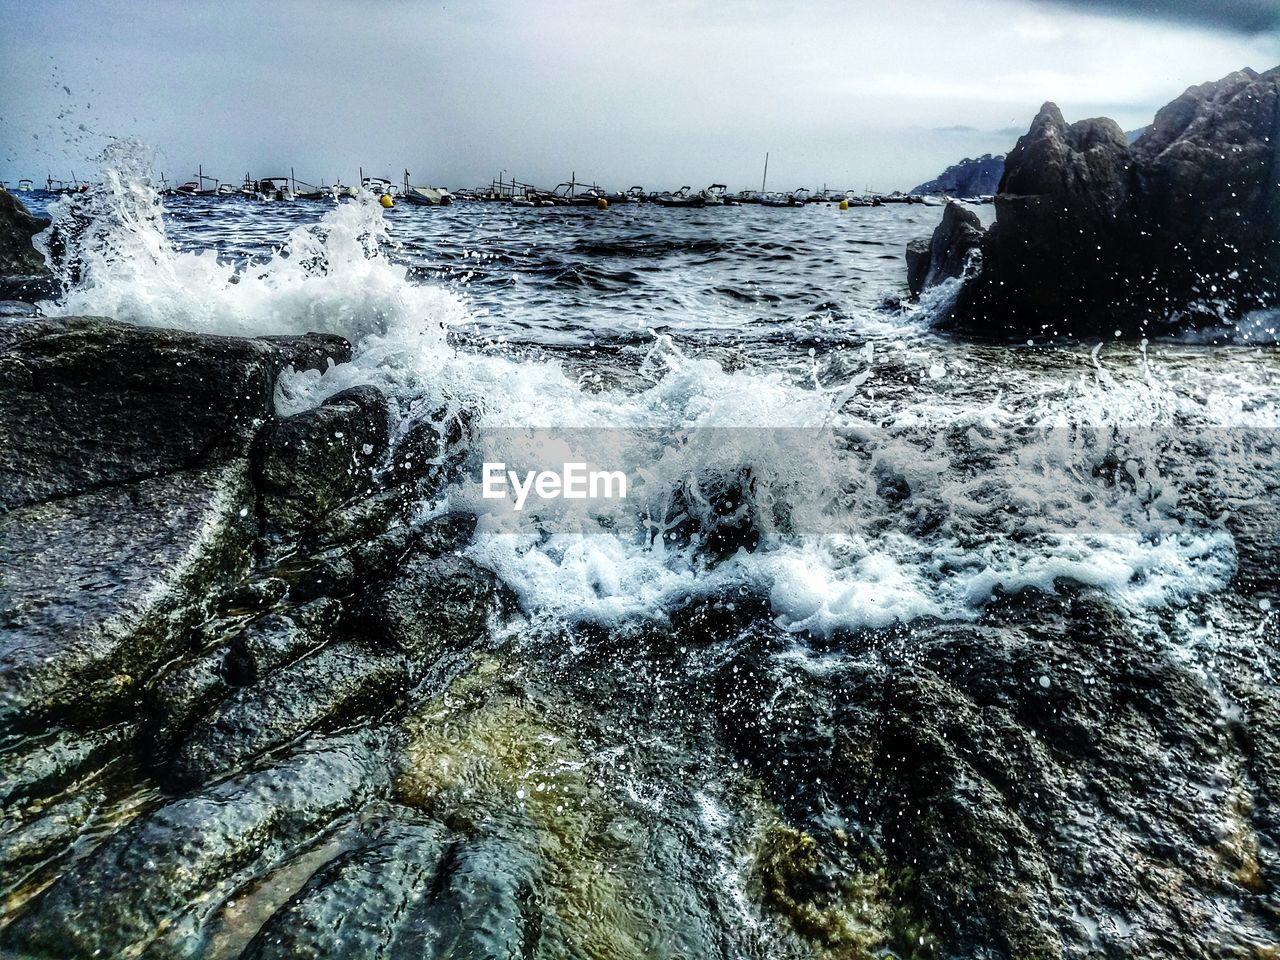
[918, 66, 1280, 337]
[372, 552, 495, 663]
[0, 316, 279, 510]
[257, 384, 391, 535]
[0, 723, 135, 808]
[906, 201, 985, 296]
[0, 190, 55, 302]
[0, 300, 39, 317]
[259, 333, 353, 374]
[169, 642, 405, 786]
[145, 645, 232, 753]
[0, 462, 256, 732]
[2, 729, 389, 960]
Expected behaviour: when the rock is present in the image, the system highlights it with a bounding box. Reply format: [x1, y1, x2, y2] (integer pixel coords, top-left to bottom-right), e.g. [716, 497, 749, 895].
[169, 642, 405, 786]
[402, 825, 547, 958]
[0, 316, 279, 510]
[0, 190, 54, 302]
[920, 67, 1280, 337]
[256, 384, 391, 536]
[718, 594, 1280, 958]
[0, 792, 100, 878]
[258, 333, 352, 375]
[911, 153, 1005, 197]
[0, 300, 39, 317]
[145, 646, 232, 753]
[905, 201, 985, 297]
[371, 553, 495, 663]
[243, 818, 446, 960]
[0, 462, 256, 732]
[2, 729, 389, 960]
[0, 723, 134, 808]
[224, 602, 340, 686]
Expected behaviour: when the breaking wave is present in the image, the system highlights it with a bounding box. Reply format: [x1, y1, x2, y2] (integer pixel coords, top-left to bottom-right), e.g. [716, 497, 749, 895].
[36, 142, 1270, 639]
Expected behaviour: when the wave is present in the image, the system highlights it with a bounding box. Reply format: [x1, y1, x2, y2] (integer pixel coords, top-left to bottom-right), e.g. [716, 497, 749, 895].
[36, 141, 1258, 640]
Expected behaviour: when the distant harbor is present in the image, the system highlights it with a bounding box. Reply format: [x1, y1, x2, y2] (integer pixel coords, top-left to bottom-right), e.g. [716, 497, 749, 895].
[1, 167, 995, 208]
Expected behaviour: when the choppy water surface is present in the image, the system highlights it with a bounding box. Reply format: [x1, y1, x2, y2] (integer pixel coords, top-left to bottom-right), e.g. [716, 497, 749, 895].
[31, 183, 1278, 642]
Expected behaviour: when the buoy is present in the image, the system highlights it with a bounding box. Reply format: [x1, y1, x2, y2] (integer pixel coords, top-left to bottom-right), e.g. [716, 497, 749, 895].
[380, 194, 394, 208]
[597, 197, 608, 210]
[839, 199, 850, 211]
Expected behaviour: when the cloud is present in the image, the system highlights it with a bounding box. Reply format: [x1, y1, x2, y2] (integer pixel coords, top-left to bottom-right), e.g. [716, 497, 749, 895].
[1032, 0, 1280, 35]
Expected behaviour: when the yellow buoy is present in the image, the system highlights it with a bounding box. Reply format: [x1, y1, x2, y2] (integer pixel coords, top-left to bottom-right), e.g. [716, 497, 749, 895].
[597, 197, 608, 210]
[839, 199, 850, 211]
[380, 194, 394, 208]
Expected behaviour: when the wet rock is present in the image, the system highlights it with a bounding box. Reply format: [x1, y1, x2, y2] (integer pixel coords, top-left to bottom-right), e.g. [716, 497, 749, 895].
[722, 594, 1280, 959]
[221, 575, 290, 613]
[224, 602, 340, 686]
[372, 553, 495, 662]
[145, 646, 232, 753]
[399, 824, 547, 959]
[0, 299, 39, 317]
[905, 200, 985, 297]
[0, 791, 100, 876]
[0, 462, 256, 732]
[924, 67, 1280, 336]
[2, 729, 389, 960]
[0, 190, 54, 301]
[243, 818, 446, 960]
[169, 642, 405, 787]
[259, 333, 353, 375]
[256, 384, 391, 535]
[0, 316, 280, 510]
[0, 723, 135, 808]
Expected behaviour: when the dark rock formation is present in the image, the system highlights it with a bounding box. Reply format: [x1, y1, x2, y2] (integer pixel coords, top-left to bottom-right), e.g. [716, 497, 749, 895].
[0, 317, 355, 733]
[0, 190, 57, 302]
[257, 384, 391, 536]
[909, 66, 1280, 337]
[911, 153, 1005, 197]
[906, 201, 985, 296]
[2, 730, 389, 959]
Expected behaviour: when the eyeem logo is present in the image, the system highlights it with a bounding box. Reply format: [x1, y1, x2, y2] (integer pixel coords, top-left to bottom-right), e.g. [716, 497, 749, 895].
[482, 462, 629, 511]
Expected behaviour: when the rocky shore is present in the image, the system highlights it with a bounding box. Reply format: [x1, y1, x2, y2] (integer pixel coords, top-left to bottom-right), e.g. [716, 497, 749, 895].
[909, 66, 1280, 338]
[1, 180, 1278, 957]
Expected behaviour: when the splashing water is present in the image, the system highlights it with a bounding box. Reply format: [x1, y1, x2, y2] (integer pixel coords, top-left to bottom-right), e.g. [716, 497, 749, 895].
[35, 143, 1276, 640]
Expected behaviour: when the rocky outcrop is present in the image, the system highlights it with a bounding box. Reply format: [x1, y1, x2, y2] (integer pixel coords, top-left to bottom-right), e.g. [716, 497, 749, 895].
[906, 201, 985, 296]
[0, 190, 57, 302]
[910, 153, 1005, 197]
[909, 66, 1280, 337]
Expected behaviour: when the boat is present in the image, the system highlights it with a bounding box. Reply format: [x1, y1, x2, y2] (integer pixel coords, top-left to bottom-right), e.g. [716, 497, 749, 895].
[400, 171, 453, 206]
[215, 183, 240, 197]
[760, 192, 800, 208]
[254, 177, 295, 201]
[361, 177, 399, 199]
[699, 184, 731, 206]
[17, 179, 33, 192]
[550, 179, 606, 206]
[653, 186, 706, 208]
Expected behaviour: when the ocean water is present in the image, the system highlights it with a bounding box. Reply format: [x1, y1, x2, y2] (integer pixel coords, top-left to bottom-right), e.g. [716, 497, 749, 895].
[27, 153, 1280, 651]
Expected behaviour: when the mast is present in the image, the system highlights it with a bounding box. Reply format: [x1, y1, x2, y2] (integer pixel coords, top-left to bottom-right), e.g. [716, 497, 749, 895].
[761, 152, 769, 195]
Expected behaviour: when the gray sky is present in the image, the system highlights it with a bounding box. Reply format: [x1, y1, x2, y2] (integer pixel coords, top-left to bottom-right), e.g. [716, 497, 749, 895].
[1, 0, 1276, 193]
